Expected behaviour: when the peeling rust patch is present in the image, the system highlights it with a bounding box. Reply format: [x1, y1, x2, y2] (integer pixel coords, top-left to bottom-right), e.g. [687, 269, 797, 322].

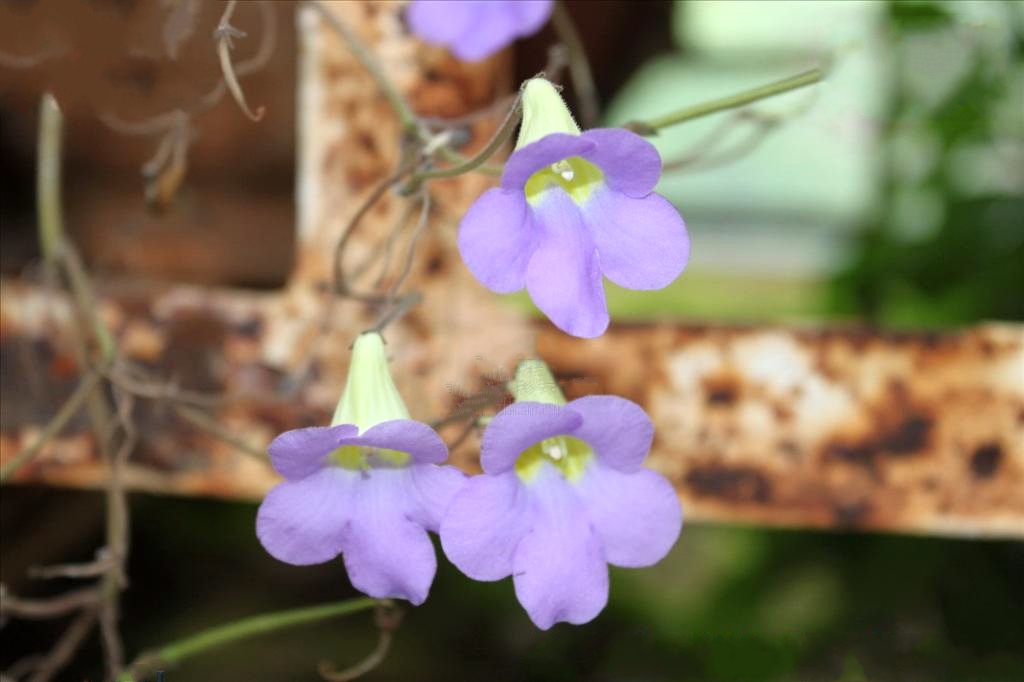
[704, 374, 740, 406]
[834, 501, 873, 528]
[825, 413, 934, 468]
[881, 413, 933, 456]
[970, 443, 1002, 479]
[685, 466, 773, 504]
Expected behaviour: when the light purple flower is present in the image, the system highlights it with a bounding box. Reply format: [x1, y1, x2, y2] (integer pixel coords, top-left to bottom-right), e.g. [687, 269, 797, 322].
[406, 0, 553, 62]
[439, 362, 682, 629]
[458, 79, 689, 338]
[256, 333, 464, 605]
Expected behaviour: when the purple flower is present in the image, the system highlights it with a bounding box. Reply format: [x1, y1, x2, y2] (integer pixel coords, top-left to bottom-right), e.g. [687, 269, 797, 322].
[406, 0, 553, 62]
[458, 79, 689, 338]
[439, 361, 682, 629]
[256, 333, 464, 605]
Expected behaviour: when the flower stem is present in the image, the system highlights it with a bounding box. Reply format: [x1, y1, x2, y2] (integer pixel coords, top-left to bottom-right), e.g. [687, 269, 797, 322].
[550, 1, 599, 129]
[119, 597, 379, 681]
[406, 95, 522, 187]
[627, 67, 826, 135]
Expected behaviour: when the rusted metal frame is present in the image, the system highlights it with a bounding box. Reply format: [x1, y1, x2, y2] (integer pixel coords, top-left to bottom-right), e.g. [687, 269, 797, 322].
[1, 2, 1022, 539]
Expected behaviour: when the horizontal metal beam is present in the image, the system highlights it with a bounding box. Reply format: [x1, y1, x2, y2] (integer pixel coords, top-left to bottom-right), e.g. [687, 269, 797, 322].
[1, 2, 1021, 539]
[2, 279, 1022, 537]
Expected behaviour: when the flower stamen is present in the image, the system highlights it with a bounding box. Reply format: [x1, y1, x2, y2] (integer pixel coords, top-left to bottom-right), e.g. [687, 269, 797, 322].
[551, 160, 574, 181]
[515, 434, 591, 482]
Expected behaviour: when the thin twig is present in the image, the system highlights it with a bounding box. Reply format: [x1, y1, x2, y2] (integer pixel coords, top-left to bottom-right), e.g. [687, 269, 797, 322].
[551, 2, 599, 128]
[97, 384, 136, 680]
[333, 165, 417, 301]
[310, 1, 418, 131]
[370, 292, 422, 334]
[625, 66, 827, 135]
[363, 189, 432, 333]
[662, 97, 818, 173]
[0, 371, 103, 482]
[0, 45, 66, 69]
[27, 607, 99, 682]
[215, 0, 266, 122]
[4, 654, 45, 680]
[370, 195, 424, 289]
[103, 362, 223, 409]
[61, 242, 117, 363]
[161, 0, 201, 60]
[174, 404, 269, 461]
[142, 112, 192, 211]
[0, 587, 100, 620]
[318, 632, 391, 682]
[36, 91, 124, 682]
[318, 601, 402, 682]
[387, 189, 431, 300]
[30, 551, 112, 580]
[404, 94, 522, 189]
[100, 1, 277, 136]
[419, 92, 519, 130]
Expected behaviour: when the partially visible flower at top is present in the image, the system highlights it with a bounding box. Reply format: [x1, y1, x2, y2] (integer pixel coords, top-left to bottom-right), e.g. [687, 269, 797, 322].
[256, 332, 464, 605]
[405, 0, 553, 62]
[439, 359, 682, 629]
[458, 78, 690, 338]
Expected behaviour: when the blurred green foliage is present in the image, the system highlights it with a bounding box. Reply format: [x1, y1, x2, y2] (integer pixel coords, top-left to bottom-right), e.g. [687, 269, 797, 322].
[830, 1, 1024, 326]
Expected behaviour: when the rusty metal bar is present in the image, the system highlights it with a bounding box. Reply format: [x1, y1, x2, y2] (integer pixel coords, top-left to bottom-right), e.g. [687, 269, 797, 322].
[1, 2, 1021, 539]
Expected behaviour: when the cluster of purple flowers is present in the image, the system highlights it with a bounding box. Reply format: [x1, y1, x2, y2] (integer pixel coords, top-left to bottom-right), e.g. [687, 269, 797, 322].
[258, 1, 691, 630]
[258, 337, 681, 629]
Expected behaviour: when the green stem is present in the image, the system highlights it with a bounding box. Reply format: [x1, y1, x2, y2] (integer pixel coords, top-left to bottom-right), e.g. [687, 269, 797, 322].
[119, 598, 379, 680]
[37, 93, 64, 263]
[628, 67, 826, 135]
[36, 92, 117, 363]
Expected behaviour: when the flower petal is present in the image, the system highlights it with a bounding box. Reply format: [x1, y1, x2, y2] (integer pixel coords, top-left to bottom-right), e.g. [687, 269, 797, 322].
[509, 0, 554, 36]
[405, 0, 477, 47]
[406, 463, 467, 532]
[565, 395, 653, 472]
[341, 469, 438, 605]
[574, 464, 682, 567]
[440, 472, 531, 581]
[267, 424, 359, 480]
[457, 188, 534, 294]
[512, 465, 608, 629]
[448, 13, 518, 62]
[481, 402, 582, 474]
[581, 128, 662, 198]
[502, 134, 596, 190]
[256, 467, 354, 565]
[343, 419, 448, 464]
[583, 189, 689, 290]
[526, 192, 608, 338]
[408, 1, 552, 62]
